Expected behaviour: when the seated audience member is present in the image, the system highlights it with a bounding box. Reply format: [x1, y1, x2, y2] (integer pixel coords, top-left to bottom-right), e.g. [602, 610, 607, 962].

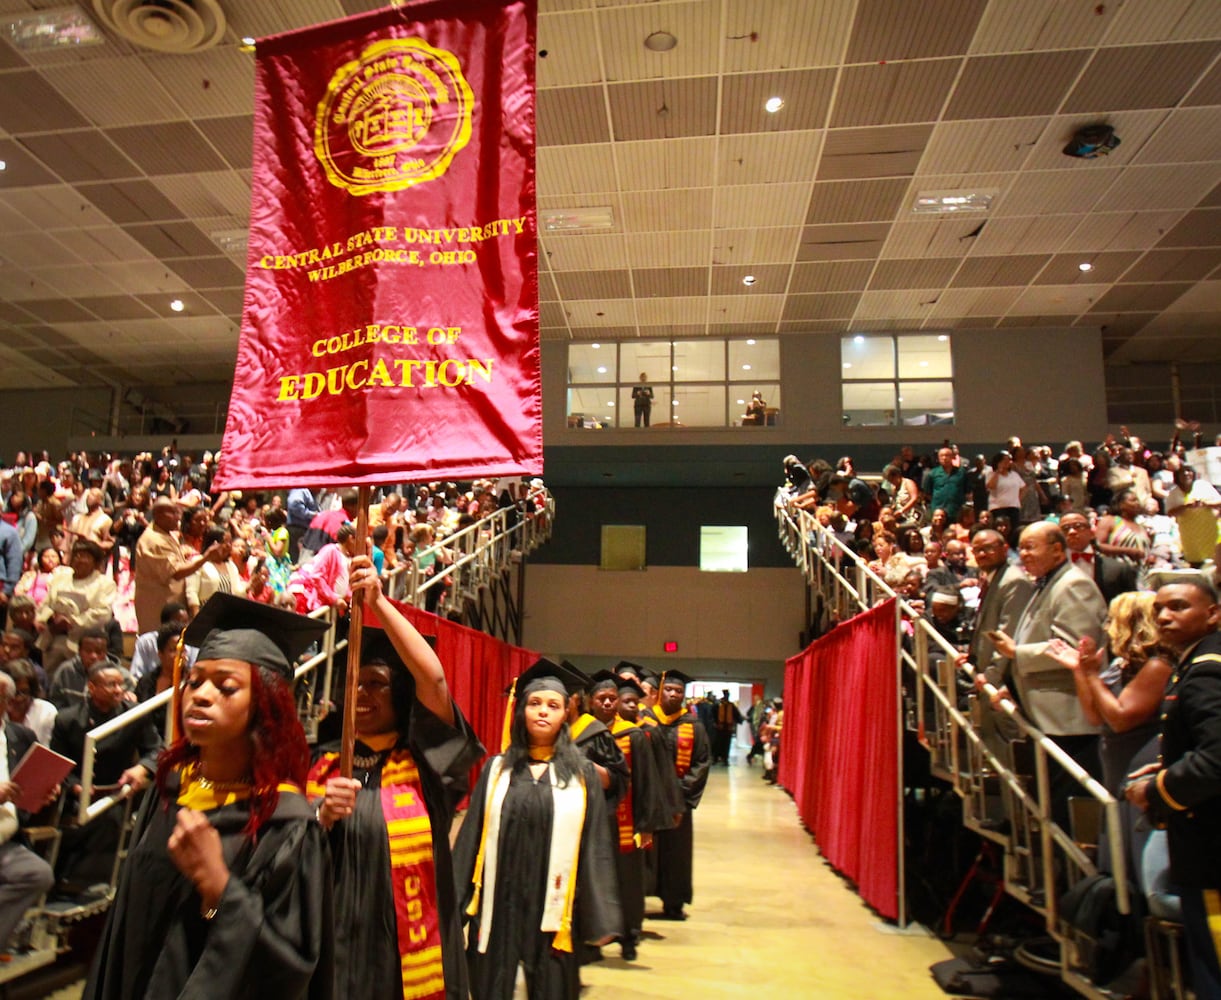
[47, 629, 130, 711]
[14, 547, 60, 608]
[867, 532, 902, 577]
[245, 558, 275, 605]
[288, 522, 360, 615]
[2, 659, 56, 745]
[51, 661, 161, 891]
[36, 539, 116, 676]
[2, 629, 45, 686]
[924, 538, 970, 593]
[925, 587, 967, 647]
[921, 508, 950, 546]
[0, 672, 55, 949]
[129, 601, 194, 680]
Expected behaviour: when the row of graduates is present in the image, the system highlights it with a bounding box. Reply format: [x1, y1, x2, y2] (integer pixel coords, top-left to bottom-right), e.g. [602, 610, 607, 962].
[80, 559, 711, 1000]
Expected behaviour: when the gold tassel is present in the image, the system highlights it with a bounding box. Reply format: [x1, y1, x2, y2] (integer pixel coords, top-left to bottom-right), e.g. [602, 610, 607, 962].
[500, 677, 517, 753]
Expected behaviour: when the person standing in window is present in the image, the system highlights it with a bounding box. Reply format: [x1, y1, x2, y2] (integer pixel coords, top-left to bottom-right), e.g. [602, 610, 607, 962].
[631, 374, 654, 428]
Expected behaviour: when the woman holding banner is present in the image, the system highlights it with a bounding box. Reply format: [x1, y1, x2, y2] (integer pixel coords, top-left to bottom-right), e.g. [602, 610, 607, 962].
[84, 594, 333, 1000]
[453, 659, 621, 1000]
[309, 558, 483, 1000]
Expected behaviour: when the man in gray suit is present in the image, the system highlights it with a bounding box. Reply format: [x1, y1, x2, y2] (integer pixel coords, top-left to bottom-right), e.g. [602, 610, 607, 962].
[987, 522, 1107, 827]
[968, 529, 1034, 676]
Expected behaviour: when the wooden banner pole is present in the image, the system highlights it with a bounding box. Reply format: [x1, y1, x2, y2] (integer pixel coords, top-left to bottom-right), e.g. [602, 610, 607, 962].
[339, 484, 371, 778]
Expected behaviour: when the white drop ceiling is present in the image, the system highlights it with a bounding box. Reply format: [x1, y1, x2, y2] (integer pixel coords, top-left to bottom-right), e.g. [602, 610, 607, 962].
[0, 0, 1217, 395]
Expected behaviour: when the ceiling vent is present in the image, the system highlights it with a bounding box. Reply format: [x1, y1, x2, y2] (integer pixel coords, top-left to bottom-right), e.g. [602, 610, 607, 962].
[91, 0, 225, 54]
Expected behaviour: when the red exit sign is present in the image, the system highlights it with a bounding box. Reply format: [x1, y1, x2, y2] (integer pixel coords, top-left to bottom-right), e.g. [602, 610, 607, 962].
[663, 641, 678, 653]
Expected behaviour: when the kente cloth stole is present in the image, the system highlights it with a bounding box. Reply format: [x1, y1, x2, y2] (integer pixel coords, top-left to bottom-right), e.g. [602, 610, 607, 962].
[465, 756, 586, 954]
[610, 718, 636, 853]
[675, 722, 695, 778]
[309, 751, 444, 1000]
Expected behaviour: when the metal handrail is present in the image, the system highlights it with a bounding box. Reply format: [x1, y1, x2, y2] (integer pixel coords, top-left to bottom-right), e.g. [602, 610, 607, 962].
[773, 493, 1130, 938]
[74, 487, 554, 824]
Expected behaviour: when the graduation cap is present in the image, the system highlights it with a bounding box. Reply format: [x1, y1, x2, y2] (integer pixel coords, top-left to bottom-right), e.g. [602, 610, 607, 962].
[501, 657, 585, 751]
[587, 669, 622, 694]
[184, 593, 328, 681]
[658, 668, 696, 690]
[614, 660, 645, 680]
[616, 675, 645, 698]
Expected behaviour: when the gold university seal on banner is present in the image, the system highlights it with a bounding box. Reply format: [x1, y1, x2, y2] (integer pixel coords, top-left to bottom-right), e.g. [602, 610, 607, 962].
[315, 38, 474, 195]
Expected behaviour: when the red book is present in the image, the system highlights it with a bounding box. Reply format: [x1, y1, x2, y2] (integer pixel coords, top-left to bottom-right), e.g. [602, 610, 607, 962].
[11, 743, 75, 813]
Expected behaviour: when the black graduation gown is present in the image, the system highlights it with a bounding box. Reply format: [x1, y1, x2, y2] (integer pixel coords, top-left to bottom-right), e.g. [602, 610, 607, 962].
[647, 708, 711, 909]
[313, 703, 483, 1000]
[571, 716, 628, 804]
[84, 774, 333, 1000]
[610, 723, 676, 938]
[453, 756, 621, 1000]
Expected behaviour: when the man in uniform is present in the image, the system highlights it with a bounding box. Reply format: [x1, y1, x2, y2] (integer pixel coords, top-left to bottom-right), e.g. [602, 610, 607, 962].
[1126, 579, 1221, 998]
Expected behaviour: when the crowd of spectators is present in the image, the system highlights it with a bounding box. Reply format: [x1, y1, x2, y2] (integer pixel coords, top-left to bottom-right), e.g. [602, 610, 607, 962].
[0, 442, 548, 936]
[778, 421, 1221, 996]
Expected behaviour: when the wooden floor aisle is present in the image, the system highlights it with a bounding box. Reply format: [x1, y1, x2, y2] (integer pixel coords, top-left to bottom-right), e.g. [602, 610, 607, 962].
[581, 761, 955, 999]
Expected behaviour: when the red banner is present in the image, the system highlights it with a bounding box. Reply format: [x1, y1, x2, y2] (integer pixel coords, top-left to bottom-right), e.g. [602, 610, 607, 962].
[213, 0, 539, 490]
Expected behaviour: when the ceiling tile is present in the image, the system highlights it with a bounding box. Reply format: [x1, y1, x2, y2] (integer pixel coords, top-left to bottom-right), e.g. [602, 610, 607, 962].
[608, 77, 717, 140]
[715, 182, 810, 229]
[711, 264, 790, 294]
[0, 70, 88, 134]
[627, 230, 711, 268]
[541, 232, 629, 271]
[620, 188, 713, 232]
[805, 178, 909, 224]
[1185, 58, 1221, 106]
[553, 269, 633, 299]
[615, 138, 716, 191]
[635, 296, 709, 326]
[598, 1, 721, 81]
[711, 227, 801, 265]
[16, 298, 95, 323]
[538, 86, 610, 145]
[919, 118, 1048, 175]
[1135, 108, 1221, 165]
[928, 286, 1023, 319]
[1156, 209, 1221, 247]
[537, 11, 603, 88]
[1035, 252, 1141, 285]
[869, 257, 958, 289]
[152, 171, 252, 220]
[831, 59, 960, 128]
[969, 215, 1086, 254]
[881, 216, 991, 259]
[721, 68, 836, 133]
[123, 222, 218, 258]
[0, 186, 110, 230]
[969, 0, 1119, 54]
[944, 51, 1091, 120]
[1088, 283, 1193, 313]
[797, 222, 890, 260]
[164, 257, 245, 289]
[845, 0, 987, 61]
[18, 129, 139, 183]
[25, 265, 122, 298]
[76, 296, 159, 321]
[783, 292, 862, 320]
[143, 48, 256, 118]
[1009, 283, 1110, 315]
[995, 170, 1106, 217]
[195, 116, 254, 170]
[1121, 248, 1221, 283]
[717, 131, 823, 185]
[818, 124, 933, 180]
[951, 254, 1050, 287]
[1021, 109, 1172, 171]
[1105, 0, 1221, 45]
[0, 139, 56, 187]
[722, 0, 857, 72]
[104, 122, 227, 175]
[633, 267, 708, 298]
[1063, 42, 1221, 113]
[537, 144, 619, 195]
[1058, 210, 1188, 253]
[789, 260, 873, 293]
[852, 288, 942, 320]
[1094, 164, 1220, 213]
[45, 57, 179, 127]
[708, 294, 784, 324]
[79, 180, 185, 225]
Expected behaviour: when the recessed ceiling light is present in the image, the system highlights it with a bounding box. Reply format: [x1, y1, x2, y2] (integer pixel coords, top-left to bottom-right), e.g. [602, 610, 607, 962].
[596, 366, 607, 374]
[737, 399, 745, 405]
[919, 360, 929, 367]
[1078, 262, 1094, 272]
[843, 363, 852, 369]
[742, 364, 752, 371]
[742, 274, 756, 286]
[898, 397, 904, 403]
[591, 343, 600, 349]
[0, 160, 6, 172]
[240, 36, 256, 50]
[644, 30, 677, 52]
[169, 299, 185, 312]
[672, 365, 678, 371]
[764, 96, 784, 113]
[937, 335, 948, 342]
[607, 401, 615, 407]
[672, 399, 679, 406]
[853, 335, 865, 344]
[746, 339, 756, 345]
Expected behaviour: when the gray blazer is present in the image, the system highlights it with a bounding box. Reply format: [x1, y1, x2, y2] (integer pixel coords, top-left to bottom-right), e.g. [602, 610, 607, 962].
[999, 560, 1106, 736]
[975, 563, 1035, 678]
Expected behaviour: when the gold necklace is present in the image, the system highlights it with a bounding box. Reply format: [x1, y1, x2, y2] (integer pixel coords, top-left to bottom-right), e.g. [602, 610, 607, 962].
[190, 765, 252, 792]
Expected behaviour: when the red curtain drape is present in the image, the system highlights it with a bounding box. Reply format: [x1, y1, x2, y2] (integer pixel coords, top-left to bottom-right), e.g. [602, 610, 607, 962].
[394, 605, 537, 788]
[777, 599, 899, 920]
